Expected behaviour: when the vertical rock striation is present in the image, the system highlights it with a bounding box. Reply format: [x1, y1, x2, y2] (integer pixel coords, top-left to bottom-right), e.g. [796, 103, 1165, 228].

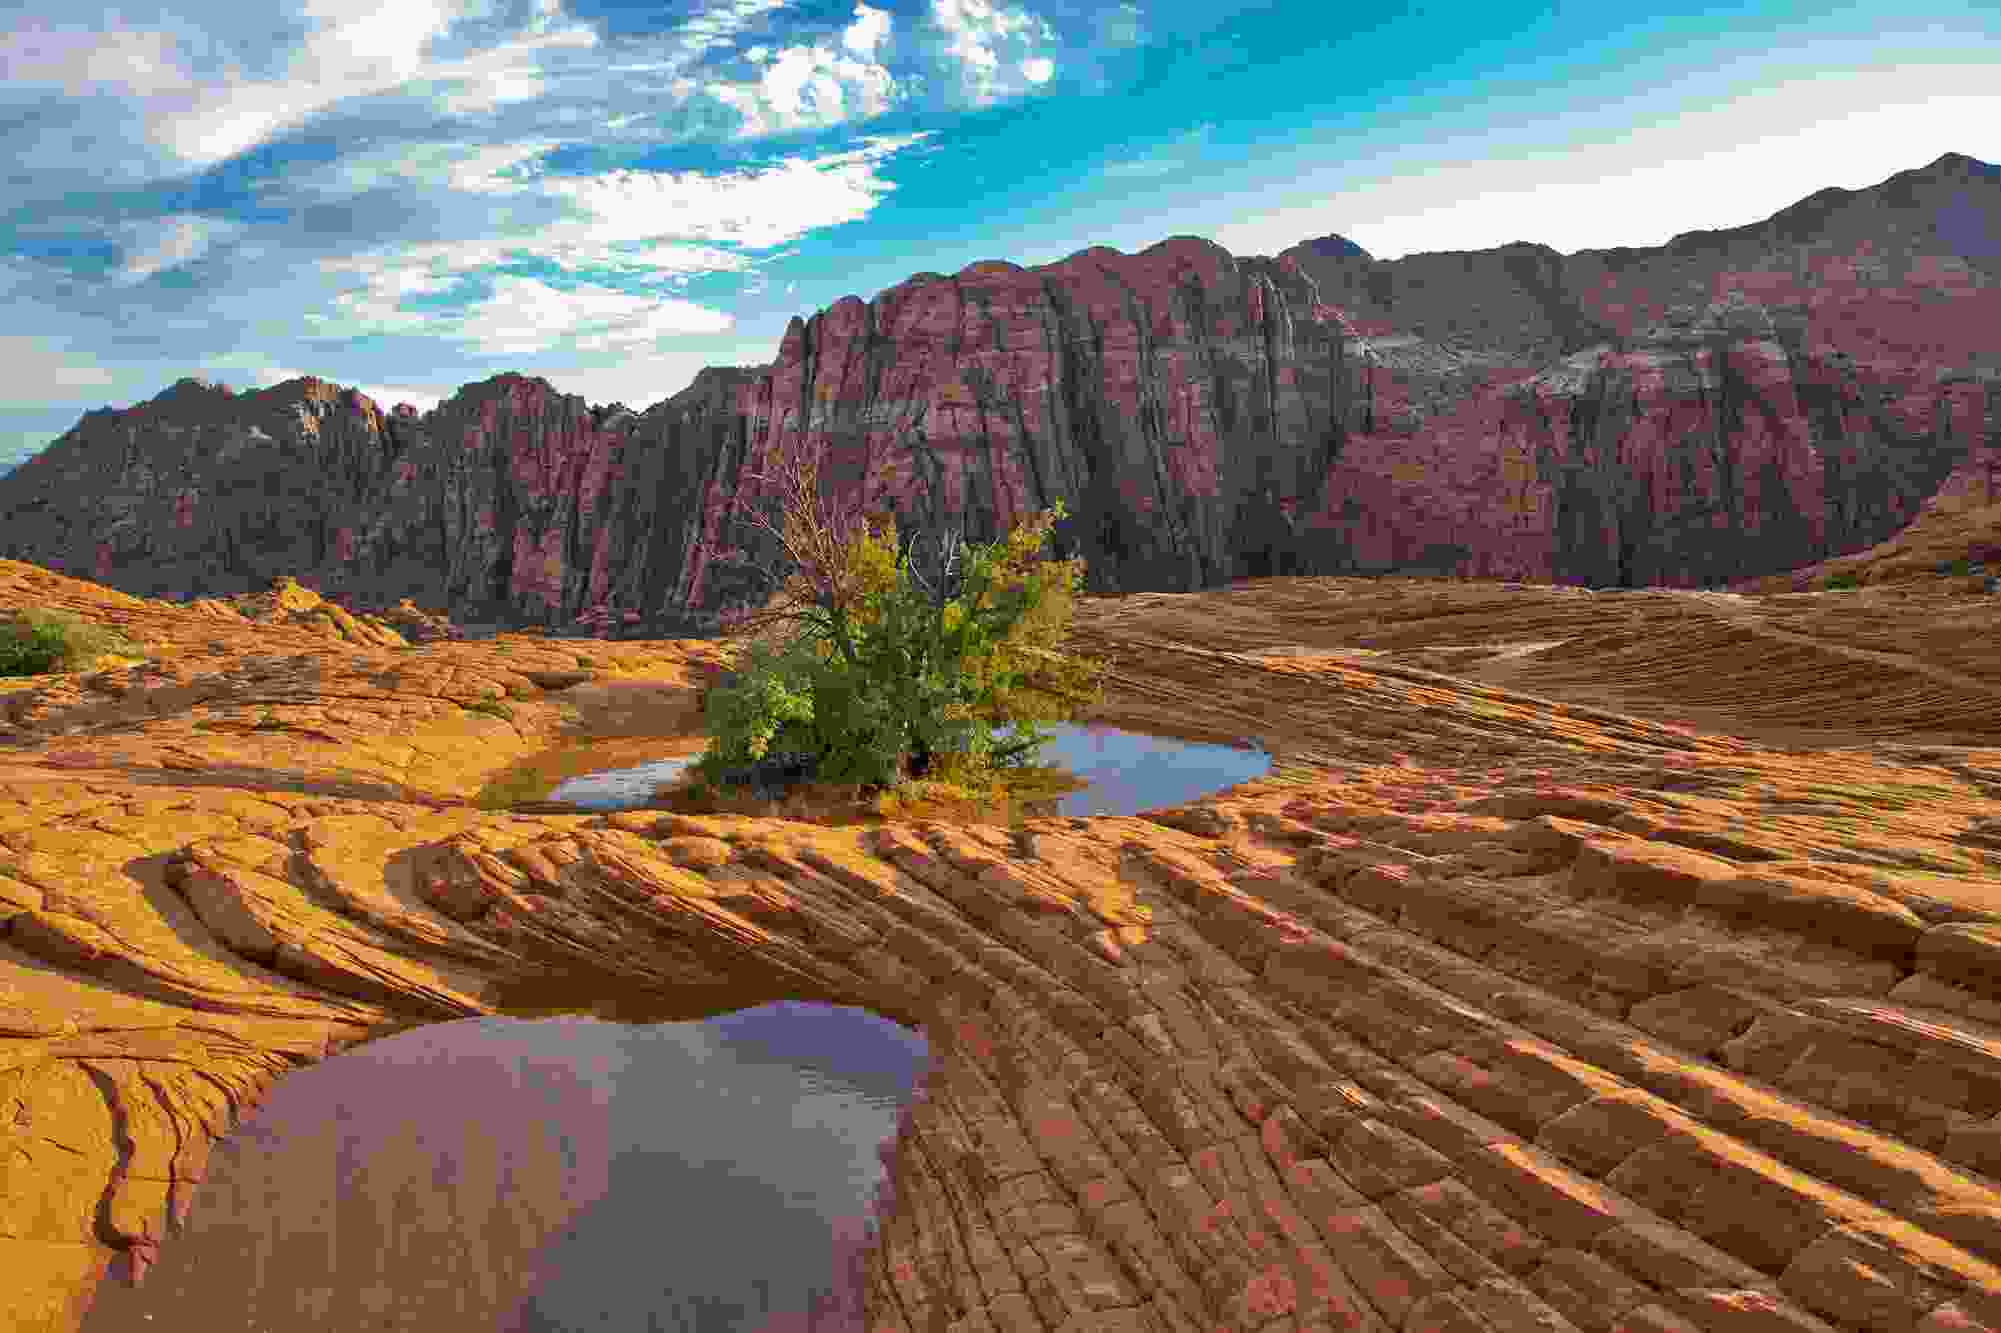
[1, 153, 1996, 627]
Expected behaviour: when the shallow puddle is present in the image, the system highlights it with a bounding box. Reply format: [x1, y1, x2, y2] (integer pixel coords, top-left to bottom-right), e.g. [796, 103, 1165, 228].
[546, 751, 700, 809]
[536, 722, 1271, 816]
[1007, 722, 1272, 816]
[82, 1003, 927, 1332]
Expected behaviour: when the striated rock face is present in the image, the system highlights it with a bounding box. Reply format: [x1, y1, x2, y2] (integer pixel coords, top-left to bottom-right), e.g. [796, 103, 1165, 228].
[2, 154, 1999, 629]
[6, 556, 2001, 1331]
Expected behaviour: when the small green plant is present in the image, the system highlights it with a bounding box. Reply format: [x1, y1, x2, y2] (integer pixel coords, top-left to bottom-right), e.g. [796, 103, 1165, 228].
[253, 711, 290, 731]
[693, 503, 1105, 800]
[692, 636, 821, 773]
[1825, 570, 1863, 591]
[464, 696, 515, 721]
[575, 654, 596, 669]
[0, 608, 142, 677]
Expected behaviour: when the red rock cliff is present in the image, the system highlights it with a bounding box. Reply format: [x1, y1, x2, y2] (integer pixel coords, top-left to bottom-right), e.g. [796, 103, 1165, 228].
[1, 153, 1995, 628]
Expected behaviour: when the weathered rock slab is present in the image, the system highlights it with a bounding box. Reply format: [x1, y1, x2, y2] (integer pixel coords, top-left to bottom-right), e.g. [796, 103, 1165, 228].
[3, 561, 2001, 1331]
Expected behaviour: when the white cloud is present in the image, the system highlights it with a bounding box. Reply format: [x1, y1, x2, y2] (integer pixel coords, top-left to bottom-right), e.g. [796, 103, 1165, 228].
[307, 263, 735, 358]
[423, 20, 601, 114]
[0, 335, 118, 402]
[524, 342, 781, 412]
[282, 130, 942, 342]
[1195, 63, 2001, 262]
[37, 0, 598, 172]
[111, 213, 246, 285]
[0, 22, 198, 97]
[468, 275, 736, 356]
[526, 133, 933, 249]
[669, 0, 793, 65]
[0, 0, 1066, 430]
[1103, 121, 1213, 178]
[703, 23, 903, 137]
[841, 3, 891, 59]
[928, 0, 1058, 105]
[145, 1, 463, 167]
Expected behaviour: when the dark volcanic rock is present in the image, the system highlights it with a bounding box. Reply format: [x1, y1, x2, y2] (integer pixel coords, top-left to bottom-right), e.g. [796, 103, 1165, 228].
[2, 154, 1998, 626]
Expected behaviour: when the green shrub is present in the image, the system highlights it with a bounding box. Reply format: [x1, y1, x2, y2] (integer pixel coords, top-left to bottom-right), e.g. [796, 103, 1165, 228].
[1825, 570, 1863, 591]
[694, 503, 1107, 797]
[692, 635, 823, 772]
[464, 696, 515, 721]
[575, 654, 596, 669]
[0, 608, 141, 677]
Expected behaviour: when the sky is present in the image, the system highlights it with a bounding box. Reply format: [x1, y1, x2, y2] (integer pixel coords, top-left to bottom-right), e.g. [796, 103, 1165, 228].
[1, 0, 1998, 472]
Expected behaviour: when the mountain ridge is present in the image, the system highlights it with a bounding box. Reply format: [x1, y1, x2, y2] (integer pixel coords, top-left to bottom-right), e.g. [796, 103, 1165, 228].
[2, 149, 1996, 630]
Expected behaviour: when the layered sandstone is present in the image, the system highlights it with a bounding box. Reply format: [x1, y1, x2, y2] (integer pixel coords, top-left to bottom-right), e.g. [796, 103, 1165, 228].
[2, 154, 1997, 632]
[4, 553, 2001, 1331]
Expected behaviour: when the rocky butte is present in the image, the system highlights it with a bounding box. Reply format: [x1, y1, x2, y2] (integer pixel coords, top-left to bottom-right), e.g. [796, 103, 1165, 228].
[0, 152, 1997, 634]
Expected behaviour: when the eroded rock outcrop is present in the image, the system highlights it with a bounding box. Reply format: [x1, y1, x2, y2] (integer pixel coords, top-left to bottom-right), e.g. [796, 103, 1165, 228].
[2, 155, 1998, 631]
[4, 555, 2001, 1331]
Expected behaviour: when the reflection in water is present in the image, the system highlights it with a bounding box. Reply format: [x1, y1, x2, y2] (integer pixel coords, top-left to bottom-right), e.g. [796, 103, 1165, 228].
[82, 1005, 927, 1332]
[546, 754, 697, 809]
[1000, 723, 1272, 816]
[541, 723, 1271, 817]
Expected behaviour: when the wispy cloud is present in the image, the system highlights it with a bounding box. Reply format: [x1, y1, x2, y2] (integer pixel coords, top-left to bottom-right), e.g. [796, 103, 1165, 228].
[110, 213, 248, 285]
[289, 131, 930, 360]
[1203, 62, 2001, 260]
[705, 11, 906, 139]
[1, 0, 1090, 435]
[0, 336, 119, 395]
[1102, 121, 1214, 179]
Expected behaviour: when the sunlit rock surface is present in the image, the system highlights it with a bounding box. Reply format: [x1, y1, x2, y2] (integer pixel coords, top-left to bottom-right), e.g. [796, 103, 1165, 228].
[3, 553, 2001, 1331]
[2, 154, 1997, 630]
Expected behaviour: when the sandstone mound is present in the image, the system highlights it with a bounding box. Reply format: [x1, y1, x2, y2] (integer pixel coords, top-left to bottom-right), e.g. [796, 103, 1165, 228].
[3, 564, 2001, 1333]
[1730, 491, 2001, 596]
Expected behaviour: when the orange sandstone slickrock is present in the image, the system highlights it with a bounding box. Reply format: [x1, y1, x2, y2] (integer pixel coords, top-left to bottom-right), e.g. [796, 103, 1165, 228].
[4, 558, 2001, 1332]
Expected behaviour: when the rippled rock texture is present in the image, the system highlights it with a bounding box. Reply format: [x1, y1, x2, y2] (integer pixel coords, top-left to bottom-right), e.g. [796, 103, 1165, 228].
[3, 154, 1998, 631]
[4, 553, 2001, 1331]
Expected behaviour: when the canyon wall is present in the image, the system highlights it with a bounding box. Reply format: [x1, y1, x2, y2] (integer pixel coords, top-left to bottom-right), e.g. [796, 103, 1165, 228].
[1, 153, 1996, 629]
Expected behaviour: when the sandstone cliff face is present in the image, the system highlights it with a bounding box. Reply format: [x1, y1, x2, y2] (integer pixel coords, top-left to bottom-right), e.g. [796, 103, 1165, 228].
[1, 155, 1996, 627]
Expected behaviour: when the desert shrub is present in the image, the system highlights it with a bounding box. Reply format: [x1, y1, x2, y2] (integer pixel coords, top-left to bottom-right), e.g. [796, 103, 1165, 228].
[831, 502, 1106, 778]
[0, 608, 141, 677]
[463, 696, 515, 721]
[695, 635, 820, 761]
[1825, 570, 1863, 591]
[693, 503, 1106, 797]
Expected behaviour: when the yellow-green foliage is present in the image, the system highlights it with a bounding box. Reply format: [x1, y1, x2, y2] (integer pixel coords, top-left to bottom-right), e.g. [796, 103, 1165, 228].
[698, 502, 1107, 792]
[0, 608, 143, 677]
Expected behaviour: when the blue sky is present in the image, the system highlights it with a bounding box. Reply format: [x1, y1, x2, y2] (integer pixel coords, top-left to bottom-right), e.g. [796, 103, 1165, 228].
[2, 0, 1998, 471]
